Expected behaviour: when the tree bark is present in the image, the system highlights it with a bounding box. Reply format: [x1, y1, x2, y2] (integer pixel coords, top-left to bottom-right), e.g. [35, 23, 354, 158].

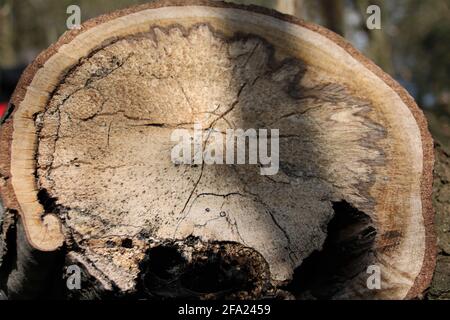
[428, 142, 450, 300]
[0, 0, 437, 300]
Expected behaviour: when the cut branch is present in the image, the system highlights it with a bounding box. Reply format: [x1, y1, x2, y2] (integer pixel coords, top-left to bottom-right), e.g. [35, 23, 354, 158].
[0, 0, 435, 300]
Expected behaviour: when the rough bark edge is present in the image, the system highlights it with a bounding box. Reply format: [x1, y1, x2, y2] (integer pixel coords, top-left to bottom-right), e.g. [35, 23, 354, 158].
[427, 141, 450, 300]
[0, 0, 435, 299]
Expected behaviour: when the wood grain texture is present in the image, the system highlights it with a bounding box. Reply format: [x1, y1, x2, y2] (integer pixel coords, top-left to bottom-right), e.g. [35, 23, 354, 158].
[0, 0, 434, 299]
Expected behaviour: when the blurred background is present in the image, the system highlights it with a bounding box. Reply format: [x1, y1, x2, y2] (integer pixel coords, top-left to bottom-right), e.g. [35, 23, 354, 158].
[0, 0, 449, 146]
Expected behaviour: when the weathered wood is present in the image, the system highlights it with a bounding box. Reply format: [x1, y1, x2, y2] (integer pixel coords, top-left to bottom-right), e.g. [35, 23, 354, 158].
[0, 0, 436, 299]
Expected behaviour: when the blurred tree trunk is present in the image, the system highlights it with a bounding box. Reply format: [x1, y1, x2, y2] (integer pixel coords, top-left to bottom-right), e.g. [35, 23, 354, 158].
[0, 1, 16, 67]
[319, 0, 344, 35]
[351, 0, 394, 75]
[273, 0, 296, 15]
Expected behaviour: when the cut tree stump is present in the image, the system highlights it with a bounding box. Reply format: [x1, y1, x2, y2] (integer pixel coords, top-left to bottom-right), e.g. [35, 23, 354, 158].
[0, 0, 436, 299]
